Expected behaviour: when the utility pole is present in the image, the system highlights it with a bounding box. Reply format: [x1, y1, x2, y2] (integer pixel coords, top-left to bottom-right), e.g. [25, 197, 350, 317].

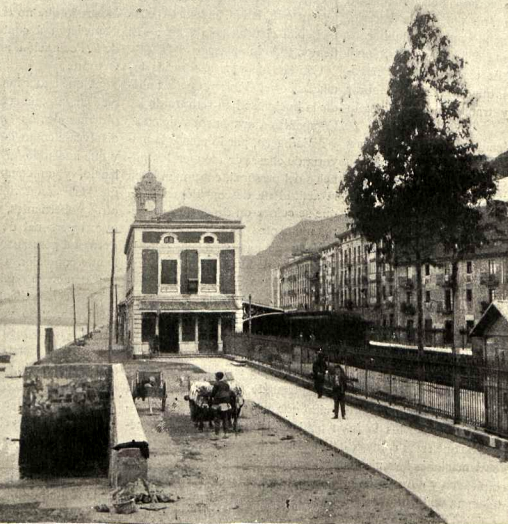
[115, 284, 119, 344]
[108, 229, 116, 362]
[93, 302, 96, 332]
[72, 284, 77, 344]
[248, 294, 252, 336]
[87, 297, 90, 337]
[36, 243, 41, 361]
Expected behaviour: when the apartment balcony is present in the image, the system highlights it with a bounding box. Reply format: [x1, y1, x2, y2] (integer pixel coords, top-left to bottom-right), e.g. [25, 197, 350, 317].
[436, 301, 453, 315]
[480, 273, 499, 287]
[398, 277, 415, 290]
[400, 301, 416, 316]
[435, 274, 452, 287]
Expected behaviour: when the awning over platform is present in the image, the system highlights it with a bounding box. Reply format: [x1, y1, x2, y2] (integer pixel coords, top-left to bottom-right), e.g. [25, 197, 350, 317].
[139, 299, 238, 312]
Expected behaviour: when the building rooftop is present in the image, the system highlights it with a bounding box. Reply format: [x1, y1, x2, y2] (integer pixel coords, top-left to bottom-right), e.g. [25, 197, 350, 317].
[155, 206, 239, 224]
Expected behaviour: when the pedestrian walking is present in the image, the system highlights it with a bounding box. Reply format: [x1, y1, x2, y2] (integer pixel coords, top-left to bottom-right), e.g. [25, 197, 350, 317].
[331, 365, 347, 419]
[312, 350, 328, 398]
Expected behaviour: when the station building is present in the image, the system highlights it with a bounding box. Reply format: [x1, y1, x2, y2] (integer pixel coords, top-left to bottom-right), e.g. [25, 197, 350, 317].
[124, 169, 244, 357]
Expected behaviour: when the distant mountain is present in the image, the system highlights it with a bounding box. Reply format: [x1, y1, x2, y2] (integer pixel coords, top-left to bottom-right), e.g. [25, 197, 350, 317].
[491, 150, 508, 178]
[0, 278, 124, 326]
[241, 214, 349, 305]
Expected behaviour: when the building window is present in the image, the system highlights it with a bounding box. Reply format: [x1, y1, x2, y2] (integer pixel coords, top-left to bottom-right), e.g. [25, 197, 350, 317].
[161, 259, 178, 285]
[164, 235, 175, 244]
[489, 260, 498, 275]
[181, 315, 196, 342]
[466, 289, 473, 302]
[466, 320, 475, 343]
[466, 261, 472, 274]
[141, 313, 157, 342]
[203, 235, 215, 244]
[425, 291, 431, 303]
[445, 289, 452, 311]
[201, 259, 217, 285]
[425, 264, 430, 276]
[406, 292, 412, 303]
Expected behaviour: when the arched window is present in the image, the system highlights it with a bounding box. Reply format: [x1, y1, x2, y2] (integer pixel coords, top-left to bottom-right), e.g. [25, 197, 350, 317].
[203, 235, 215, 244]
[164, 235, 175, 244]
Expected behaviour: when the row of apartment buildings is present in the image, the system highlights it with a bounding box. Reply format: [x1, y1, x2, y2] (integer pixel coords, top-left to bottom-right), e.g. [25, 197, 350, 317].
[271, 217, 508, 347]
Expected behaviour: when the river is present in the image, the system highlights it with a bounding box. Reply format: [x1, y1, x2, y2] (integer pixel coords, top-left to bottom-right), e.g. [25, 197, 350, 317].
[0, 323, 87, 483]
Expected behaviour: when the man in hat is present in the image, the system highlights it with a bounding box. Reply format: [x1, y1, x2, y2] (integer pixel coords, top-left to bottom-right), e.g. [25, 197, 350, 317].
[312, 350, 328, 398]
[331, 364, 347, 419]
[210, 372, 233, 437]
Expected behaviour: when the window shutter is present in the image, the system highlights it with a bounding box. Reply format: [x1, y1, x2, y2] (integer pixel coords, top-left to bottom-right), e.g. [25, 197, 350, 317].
[142, 250, 159, 294]
[220, 250, 235, 294]
[181, 250, 198, 294]
[161, 259, 177, 285]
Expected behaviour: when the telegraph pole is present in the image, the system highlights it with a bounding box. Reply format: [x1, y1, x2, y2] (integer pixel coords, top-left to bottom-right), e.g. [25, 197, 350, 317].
[93, 302, 96, 332]
[108, 229, 116, 362]
[72, 284, 77, 343]
[87, 297, 91, 337]
[115, 284, 119, 344]
[36, 243, 41, 361]
[248, 294, 252, 336]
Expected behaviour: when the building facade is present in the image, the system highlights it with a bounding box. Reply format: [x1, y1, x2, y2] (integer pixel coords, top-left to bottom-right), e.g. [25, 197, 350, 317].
[319, 242, 338, 312]
[279, 253, 320, 311]
[124, 170, 244, 357]
[274, 214, 508, 348]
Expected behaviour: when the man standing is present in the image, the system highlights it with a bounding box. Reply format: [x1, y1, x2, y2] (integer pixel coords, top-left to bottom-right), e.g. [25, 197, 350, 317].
[312, 350, 327, 399]
[210, 372, 232, 437]
[331, 365, 347, 419]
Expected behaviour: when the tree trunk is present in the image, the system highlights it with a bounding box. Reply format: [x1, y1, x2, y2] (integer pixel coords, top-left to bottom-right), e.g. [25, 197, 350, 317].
[416, 257, 424, 356]
[451, 257, 461, 424]
[415, 256, 424, 413]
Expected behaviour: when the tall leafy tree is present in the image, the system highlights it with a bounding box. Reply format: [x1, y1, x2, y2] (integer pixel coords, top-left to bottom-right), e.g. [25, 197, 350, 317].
[339, 9, 497, 355]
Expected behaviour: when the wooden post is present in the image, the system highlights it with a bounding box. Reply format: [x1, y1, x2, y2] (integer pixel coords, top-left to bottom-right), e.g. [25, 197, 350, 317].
[72, 284, 77, 344]
[36, 243, 41, 362]
[108, 229, 116, 362]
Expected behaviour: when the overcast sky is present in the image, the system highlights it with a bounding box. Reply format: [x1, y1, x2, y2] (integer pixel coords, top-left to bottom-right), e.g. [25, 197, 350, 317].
[1, 0, 507, 299]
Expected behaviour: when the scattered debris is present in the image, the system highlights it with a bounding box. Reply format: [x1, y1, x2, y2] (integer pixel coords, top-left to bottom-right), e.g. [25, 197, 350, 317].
[280, 435, 295, 441]
[113, 478, 177, 506]
[93, 504, 110, 513]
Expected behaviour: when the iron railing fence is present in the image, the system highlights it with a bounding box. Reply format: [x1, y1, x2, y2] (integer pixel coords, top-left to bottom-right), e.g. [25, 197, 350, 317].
[224, 333, 507, 438]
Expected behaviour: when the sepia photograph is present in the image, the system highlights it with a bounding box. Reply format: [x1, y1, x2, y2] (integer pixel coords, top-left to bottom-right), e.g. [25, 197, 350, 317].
[0, 1, 507, 523]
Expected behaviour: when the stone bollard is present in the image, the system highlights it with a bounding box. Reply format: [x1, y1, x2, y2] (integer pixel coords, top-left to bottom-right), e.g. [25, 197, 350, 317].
[45, 328, 54, 354]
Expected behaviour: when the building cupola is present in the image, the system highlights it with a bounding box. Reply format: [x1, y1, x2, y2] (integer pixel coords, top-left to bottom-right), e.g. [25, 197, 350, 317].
[134, 162, 165, 221]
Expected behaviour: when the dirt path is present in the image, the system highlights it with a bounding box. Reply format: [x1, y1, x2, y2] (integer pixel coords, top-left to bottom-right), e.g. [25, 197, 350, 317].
[0, 360, 444, 523]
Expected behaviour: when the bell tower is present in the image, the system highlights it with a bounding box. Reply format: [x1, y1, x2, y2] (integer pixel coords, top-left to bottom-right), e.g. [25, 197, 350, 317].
[134, 162, 165, 221]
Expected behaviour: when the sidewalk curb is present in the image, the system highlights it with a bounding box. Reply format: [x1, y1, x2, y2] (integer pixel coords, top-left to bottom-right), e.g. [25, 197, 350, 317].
[229, 357, 508, 459]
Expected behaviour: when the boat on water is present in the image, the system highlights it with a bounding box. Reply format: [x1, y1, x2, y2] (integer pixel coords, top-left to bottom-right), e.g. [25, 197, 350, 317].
[0, 353, 13, 364]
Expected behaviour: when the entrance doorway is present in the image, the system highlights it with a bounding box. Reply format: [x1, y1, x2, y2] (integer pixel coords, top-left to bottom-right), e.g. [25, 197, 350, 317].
[159, 314, 179, 353]
[198, 315, 218, 353]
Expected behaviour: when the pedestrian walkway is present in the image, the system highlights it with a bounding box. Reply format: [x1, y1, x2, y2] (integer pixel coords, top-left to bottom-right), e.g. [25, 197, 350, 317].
[172, 357, 508, 524]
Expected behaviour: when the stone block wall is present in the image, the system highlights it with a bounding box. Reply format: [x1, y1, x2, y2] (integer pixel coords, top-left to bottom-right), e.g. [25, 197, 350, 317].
[19, 364, 112, 477]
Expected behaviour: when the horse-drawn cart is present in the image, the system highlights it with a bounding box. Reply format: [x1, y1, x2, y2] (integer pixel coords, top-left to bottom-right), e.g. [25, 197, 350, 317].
[131, 370, 167, 412]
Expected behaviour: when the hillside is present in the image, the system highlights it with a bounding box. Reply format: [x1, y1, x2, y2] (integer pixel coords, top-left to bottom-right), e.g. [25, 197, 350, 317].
[0, 279, 124, 326]
[241, 214, 349, 305]
[492, 150, 508, 178]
